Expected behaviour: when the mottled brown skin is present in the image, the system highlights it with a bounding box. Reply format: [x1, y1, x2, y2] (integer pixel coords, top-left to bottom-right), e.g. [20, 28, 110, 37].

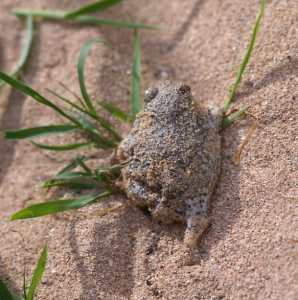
[113, 81, 222, 265]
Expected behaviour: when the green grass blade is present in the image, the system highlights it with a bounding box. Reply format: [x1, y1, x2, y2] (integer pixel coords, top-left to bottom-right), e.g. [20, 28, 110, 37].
[97, 101, 132, 122]
[11, 291, 25, 300]
[47, 89, 92, 116]
[42, 157, 88, 192]
[65, 0, 123, 18]
[131, 28, 142, 121]
[77, 40, 122, 141]
[51, 172, 95, 180]
[0, 71, 82, 127]
[66, 111, 101, 132]
[22, 269, 26, 300]
[0, 280, 15, 300]
[14, 9, 65, 19]
[65, 111, 117, 148]
[48, 157, 87, 179]
[0, 16, 34, 90]
[11, 192, 112, 220]
[2, 125, 78, 140]
[31, 140, 95, 151]
[13, 10, 160, 30]
[78, 40, 113, 116]
[69, 16, 160, 29]
[26, 244, 47, 300]
[221, 107, 248, 129]
[72, 152, 92, 174]
[224, 0, 266, 111]
[38, 182, 106, 189]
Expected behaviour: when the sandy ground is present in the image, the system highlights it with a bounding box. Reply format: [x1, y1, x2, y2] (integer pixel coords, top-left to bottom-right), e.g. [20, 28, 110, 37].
[0, 0, 298, 299]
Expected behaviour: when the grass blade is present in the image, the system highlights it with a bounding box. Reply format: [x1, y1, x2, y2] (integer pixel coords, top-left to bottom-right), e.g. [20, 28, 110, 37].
[0, 16, 34, 89]
[68, 16, 160, 29]
[11, 192, 112, 220]
[2, 125, 78, 140]
[72, 152, 92, 174]
[31, 140, 95, 151]
[47, 89, 91, 116]
[78, 40, 113, 116]
[13, 10, 160, 30]
[51, 172, 95, 180]
[11, 291, 25, 300]
[221, 107, 248, 129]
[97, 101, 132, 122]
[224, 0, 266, 111]
[0, 280, 15, 300]
[131, 28, 142, 121]
[66, 111, 101, 133]
[39, 182, 106, 189]
[65, 0, 123, 18]
[44, 156, 87, 183]
[22, 269, 26, 300]
[26, 244, 47, 300]
[0, 71, 82, 127]
[65, 111, 117, 148]
[77, 40, 122, 141]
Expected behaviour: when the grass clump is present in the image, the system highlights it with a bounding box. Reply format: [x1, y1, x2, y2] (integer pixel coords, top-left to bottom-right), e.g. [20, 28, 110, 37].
[0, 244, 47, 299]
[222, 0, 266, 126]
[13, 0, 160, 30]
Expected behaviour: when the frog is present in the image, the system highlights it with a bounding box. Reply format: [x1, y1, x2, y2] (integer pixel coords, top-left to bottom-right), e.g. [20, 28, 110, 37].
[112, 81, 222, 265]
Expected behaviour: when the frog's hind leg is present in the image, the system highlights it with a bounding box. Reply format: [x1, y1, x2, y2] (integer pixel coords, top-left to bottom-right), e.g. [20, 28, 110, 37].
[182, 193, 210, 266]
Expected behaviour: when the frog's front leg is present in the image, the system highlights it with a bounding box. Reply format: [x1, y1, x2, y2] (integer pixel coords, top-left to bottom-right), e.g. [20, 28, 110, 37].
[181, 194, 210, 266]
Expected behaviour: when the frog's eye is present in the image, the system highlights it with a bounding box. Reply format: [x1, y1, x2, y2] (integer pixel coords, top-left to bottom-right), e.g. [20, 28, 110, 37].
[144, 87, 158, 103]
[178, 84, 191, 94]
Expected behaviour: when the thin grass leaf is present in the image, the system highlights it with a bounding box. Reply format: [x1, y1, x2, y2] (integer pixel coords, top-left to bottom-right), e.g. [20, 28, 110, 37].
[0, 16, 34, 90]
[51, 172, 95, 180]
[67, 111, 101, 132]
[47, 89, 91, 116]
[224, 0, 266, 111]
[66, 111, 117, 148]
[0, 71, 82, 127]
[13, 10, 160, 30]
[2, 125, 78, 140]
[131, 28, 142, 121]
[38, 182, 106, 189]
[77, 40, 122, 141]
[58, 81, 88, 110]
[11, 291, 25, 300]
[70, 188, 86, 194]
[221, 107, 248, 129]
[72, 152, 92, 174]
[78, 40, 113, 116]
[31, 140, 95, 151]
[23, 268, 27, 300]
[68, 15, 160, 30]
[42, 157, 88, 194]
[65, 0, 123, 18]
[26, 244, 47, 300]
[0, 280, 15, 300]
[97, 101, 132, 123]
[11, 191, 112, 220]
[46, 157, 87, 182]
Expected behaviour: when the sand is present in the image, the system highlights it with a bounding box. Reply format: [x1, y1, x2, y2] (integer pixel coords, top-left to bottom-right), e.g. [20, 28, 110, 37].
[0, 0, 297, 299]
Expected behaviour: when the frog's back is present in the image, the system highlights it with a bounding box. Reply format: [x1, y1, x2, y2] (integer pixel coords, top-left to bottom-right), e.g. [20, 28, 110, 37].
[121, 81, 222, 196]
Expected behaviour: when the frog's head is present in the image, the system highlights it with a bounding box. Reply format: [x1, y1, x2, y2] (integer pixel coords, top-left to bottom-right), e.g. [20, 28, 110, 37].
[143, 81, 200, 120]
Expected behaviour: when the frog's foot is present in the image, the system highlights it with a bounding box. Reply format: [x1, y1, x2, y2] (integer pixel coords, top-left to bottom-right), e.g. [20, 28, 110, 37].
[181, 216, 209, 266]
